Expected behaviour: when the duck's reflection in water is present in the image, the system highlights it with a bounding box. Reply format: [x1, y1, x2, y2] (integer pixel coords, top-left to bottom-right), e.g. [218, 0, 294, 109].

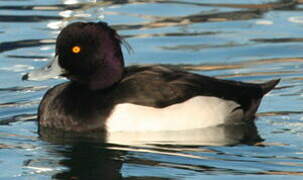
[40, 122, 262, 179]
[52, 142, 124, 180]
[39, 129, 123, 179]
[106, 123, 262, 146]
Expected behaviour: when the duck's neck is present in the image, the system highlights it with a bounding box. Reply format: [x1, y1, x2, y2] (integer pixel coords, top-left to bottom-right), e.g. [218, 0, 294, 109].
[88, 48, 124, 91]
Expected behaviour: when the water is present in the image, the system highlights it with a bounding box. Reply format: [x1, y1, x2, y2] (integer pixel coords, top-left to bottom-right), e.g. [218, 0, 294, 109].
[1, 0, 303, 179]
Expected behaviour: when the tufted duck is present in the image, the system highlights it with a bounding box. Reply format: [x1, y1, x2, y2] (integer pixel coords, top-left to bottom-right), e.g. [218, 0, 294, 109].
[22, 22, 279, 134]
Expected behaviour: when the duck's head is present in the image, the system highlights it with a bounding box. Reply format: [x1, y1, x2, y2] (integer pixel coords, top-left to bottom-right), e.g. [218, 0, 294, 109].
[23, 22, 125, 90]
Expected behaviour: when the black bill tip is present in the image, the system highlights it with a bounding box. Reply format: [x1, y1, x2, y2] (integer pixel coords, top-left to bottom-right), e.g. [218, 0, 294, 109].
[22, 73, 29, 81]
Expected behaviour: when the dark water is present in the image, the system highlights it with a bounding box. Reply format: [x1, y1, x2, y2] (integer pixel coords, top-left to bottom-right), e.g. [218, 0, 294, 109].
[1, 0, 303, 179]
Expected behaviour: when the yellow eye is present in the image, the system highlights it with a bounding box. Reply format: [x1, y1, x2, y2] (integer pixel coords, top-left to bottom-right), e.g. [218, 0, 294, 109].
[72, 46, 81, 54]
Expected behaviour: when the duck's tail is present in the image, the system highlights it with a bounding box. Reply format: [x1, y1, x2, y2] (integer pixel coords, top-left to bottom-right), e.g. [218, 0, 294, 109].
[242, 79, 280, 122]
[260, 79, 280, 95]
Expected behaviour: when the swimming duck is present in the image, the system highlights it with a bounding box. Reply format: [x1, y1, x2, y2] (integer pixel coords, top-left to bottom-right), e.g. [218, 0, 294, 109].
[22, 22, 279, 133]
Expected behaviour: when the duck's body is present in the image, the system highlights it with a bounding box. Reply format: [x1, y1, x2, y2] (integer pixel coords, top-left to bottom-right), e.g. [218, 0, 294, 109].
[38, 65, 278, 132]
[23, 22, 279, 134]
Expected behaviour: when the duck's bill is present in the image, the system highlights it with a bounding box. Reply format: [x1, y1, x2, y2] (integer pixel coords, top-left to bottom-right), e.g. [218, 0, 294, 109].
[22, 55, 65, 81]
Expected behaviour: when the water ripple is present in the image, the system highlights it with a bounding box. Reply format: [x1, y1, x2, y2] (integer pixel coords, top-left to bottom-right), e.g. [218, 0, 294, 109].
[1, 0, 303, 179]
[0, 39, 54, 53]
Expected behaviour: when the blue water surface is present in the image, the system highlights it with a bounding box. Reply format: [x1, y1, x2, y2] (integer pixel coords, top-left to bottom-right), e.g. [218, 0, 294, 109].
[1, 0, 303, 179]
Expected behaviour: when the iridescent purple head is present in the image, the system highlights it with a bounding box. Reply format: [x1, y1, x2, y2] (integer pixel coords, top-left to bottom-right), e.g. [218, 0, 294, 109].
[23, 22, 125, 90]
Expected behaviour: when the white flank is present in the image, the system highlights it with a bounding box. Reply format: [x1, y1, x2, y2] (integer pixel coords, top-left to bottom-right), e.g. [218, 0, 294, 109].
[106, 96, 243, 132]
